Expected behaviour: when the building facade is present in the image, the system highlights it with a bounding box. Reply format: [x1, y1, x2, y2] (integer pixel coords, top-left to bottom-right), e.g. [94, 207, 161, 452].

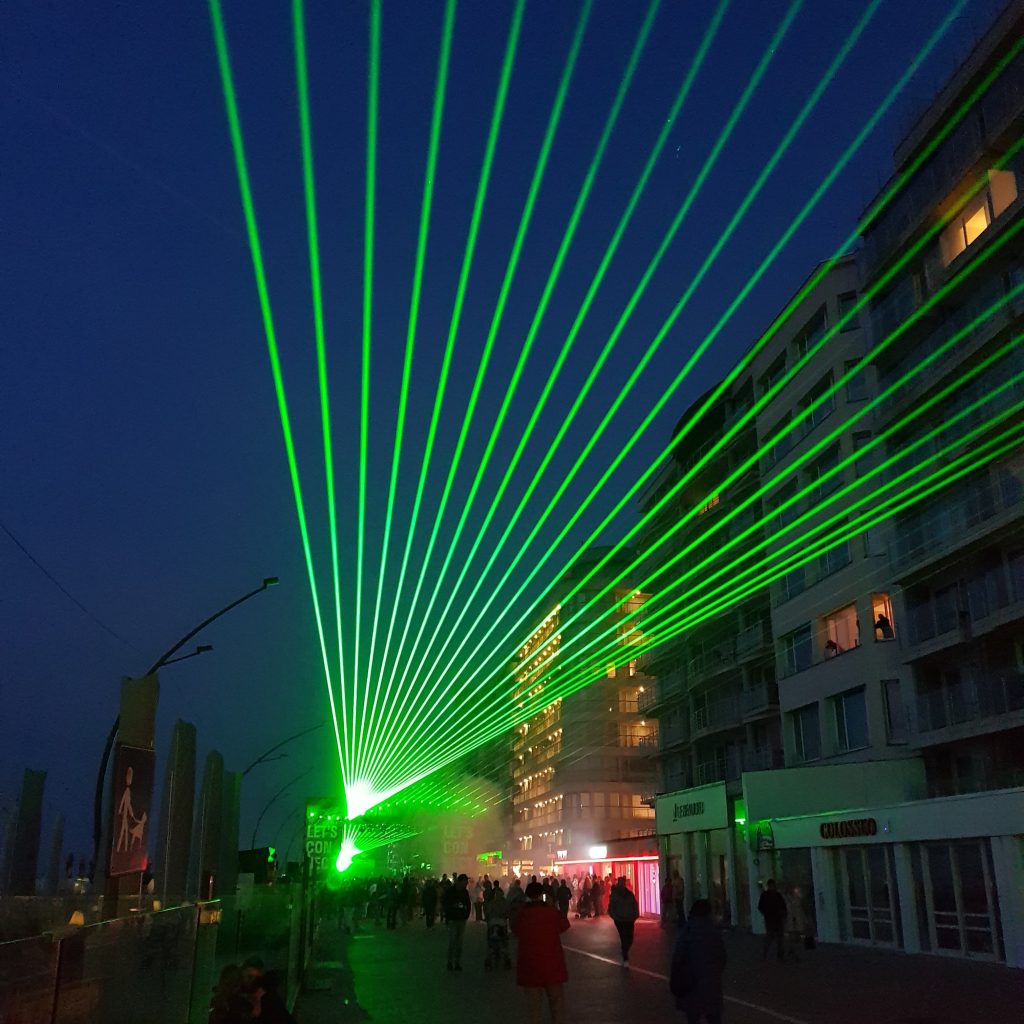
[509, 548, 657, 876]
[647, 2, 1024, 966]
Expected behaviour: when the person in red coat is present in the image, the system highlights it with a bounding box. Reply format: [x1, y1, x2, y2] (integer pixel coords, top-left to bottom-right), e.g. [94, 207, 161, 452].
[510, 881, 570, 1023]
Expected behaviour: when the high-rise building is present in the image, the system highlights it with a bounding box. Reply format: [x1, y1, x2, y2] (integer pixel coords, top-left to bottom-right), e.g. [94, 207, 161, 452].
[508, 548, 657, 877]
[644, 3, 1024, 966]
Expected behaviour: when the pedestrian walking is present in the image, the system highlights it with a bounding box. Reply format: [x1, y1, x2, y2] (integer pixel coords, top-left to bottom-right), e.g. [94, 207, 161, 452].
[484, 880, 512, 969]
[670, 899, 727, 1024]
[555, 878, 572, 918]
[511, 881, 570, 1024]
[757, 879, 787, 962]
[661, 875, 676, 927]
[442, 873, 472, 971]
[472, 878, 485, 921]
[422, 878, 438, 929]
[785, 885, 806, 962]
[607, 876, 640, 967]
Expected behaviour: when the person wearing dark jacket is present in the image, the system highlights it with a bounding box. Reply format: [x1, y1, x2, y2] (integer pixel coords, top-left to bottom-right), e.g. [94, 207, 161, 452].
[555, 879, 572, 918]
[607, 877, 640, 966]
[670, 899, 727, 1024]
[511, 881, 570, 1024]
[442, 873, 472, 971]
[757, 879, 787, 962]
[422, 879, 438, 928]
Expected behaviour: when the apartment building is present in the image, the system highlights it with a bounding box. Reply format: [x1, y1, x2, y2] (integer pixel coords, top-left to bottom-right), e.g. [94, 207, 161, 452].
[649, 4, 1024, 965]
[509, 548, 657, 876]
[861, 3, 1024, 799]
[636, 374, 779, 928]
[752, 254, 915, 770]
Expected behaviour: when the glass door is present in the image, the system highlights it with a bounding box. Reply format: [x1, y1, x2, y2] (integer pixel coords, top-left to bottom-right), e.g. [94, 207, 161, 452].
[921, 840, 1001, 959]
[837, 845, 900, 946]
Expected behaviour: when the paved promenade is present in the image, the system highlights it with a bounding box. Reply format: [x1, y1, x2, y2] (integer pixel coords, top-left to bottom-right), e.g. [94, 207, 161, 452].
[297, 914, 1021, 1023]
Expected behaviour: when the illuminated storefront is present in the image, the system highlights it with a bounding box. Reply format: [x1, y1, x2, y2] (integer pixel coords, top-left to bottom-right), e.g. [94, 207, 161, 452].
[546, 836, 661, 916]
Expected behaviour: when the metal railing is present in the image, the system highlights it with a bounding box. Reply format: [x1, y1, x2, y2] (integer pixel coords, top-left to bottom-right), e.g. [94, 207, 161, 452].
[915, 669, 1024, 733]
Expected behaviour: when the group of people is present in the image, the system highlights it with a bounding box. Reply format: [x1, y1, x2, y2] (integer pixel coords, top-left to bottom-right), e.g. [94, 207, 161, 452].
[209, 956, 294, 1024]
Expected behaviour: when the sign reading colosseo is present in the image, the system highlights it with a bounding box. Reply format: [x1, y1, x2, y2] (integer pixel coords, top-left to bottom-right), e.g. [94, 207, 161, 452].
[656, 782, 729, 835]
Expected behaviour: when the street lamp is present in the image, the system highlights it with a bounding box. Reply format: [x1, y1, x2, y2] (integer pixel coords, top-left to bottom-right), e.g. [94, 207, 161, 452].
[90, 576, 279, 877]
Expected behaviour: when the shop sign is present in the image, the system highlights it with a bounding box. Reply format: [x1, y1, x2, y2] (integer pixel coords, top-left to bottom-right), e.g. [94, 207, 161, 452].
[819, 817, 878, 840]
[656, 782, 728, 834]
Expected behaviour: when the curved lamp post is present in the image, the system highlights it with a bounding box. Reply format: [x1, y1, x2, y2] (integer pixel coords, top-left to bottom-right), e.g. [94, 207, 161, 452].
[90, 577, 279, 876]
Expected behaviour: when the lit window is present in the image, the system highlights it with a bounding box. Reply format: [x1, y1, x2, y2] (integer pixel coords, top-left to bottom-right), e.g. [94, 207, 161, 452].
[628, 659, 637, 677]
[606, 664, 617, 679]
[823, 603, 859, 657]
[872, 593, 895, 640]
[698, 494, 721, 515]
[939, 169, 1018, 265]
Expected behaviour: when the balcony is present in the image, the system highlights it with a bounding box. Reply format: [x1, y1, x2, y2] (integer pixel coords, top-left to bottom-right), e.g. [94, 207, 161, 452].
[687, 640, 738, 683]
[641, 667, 686, 714]
[735, 620, 771, 659]
[876, 271, 1023, 422]
[695, 752, 741, 787]
[692, 695, 742, 738]
[890, 470, 1023, 577]
[914, 669, 1024, 739]
[740, 682, 779, 719]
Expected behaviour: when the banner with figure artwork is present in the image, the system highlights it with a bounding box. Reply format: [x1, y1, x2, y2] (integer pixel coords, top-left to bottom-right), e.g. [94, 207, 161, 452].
[109, 743, 155, 876]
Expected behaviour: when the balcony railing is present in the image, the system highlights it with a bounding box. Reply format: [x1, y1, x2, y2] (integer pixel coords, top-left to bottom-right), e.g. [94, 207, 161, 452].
[735, 620, 771, 658]
[638, 684, 659, 715]
[890, 469, 1023, 575]
[692, 696, 741, 736]
[740, 682, 779, 717]
[695, 752, 741, 786]
[741, 747, 785, 772]
[915, 669, 1024, 733]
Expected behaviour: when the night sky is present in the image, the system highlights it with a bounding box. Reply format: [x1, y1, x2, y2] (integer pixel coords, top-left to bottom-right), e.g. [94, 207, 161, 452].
[2, 0, 1005, 864]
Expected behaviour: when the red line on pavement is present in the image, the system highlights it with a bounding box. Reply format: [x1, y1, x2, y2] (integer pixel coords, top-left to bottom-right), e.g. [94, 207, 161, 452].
[562, 946, 810, 1024]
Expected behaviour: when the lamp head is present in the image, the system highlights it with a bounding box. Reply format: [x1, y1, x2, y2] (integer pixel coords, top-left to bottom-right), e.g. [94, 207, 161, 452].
[196, 644, 214, 654]
[262, 577, 280, 588]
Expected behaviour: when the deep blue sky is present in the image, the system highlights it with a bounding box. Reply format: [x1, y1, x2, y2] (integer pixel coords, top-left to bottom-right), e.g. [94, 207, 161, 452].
[1, 0, 1005, 861]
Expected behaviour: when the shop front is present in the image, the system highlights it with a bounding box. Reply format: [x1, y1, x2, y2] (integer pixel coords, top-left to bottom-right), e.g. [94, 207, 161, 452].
[655, 783, 749, 927]
[547, 836, 661, 916]
[766, 787, 1024, 967]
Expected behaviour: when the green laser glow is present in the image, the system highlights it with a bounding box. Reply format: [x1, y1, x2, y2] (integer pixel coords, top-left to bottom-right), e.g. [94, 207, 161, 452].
[364, 0, 594, 784]
[360, 0, 526, 781]
[207, 0, 345, 774]
[372, 9, 1003, 785]
[293, 0, 350, 781]
[362, 0, 668, 789]
[354, 0, 381, 763]
[358, 0, 457, 784]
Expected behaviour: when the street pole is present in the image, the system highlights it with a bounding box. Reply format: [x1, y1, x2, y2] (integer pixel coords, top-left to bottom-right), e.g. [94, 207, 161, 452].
[91, 577, 279, 879]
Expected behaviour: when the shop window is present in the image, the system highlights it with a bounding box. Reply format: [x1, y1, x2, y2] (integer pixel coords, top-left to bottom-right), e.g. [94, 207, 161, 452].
[791, 703, 821, 762]
[882, 678, 908, 743]
[833, 686, 868, 752]
[837, 291, 859, 331]
[871, 593, 895, 640]
[780, 625, 812, 676]
[823, 602, 859, 657]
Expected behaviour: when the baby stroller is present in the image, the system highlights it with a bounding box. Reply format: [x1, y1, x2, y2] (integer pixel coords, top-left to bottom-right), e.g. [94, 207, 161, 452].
[484, 921, 511, 970]
[574, 890, 593, 919]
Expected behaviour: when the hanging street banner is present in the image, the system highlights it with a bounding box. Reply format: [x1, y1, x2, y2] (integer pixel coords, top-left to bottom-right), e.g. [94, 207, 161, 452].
[109, 743, 156, 876]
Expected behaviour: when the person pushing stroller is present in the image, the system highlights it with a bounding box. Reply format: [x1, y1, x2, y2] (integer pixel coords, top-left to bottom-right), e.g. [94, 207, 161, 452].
[484, 880, 512, 969]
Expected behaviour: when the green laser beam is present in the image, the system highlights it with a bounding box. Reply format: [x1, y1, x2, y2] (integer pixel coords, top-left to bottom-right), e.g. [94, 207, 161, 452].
[355, 0, 526, 807]
[356, 0, 457, 784]
[374, 11, 1006, 786]
[375, 0, 803, 785]
[362, 0, 668, 786]
[207, 0, 345, 774]
[363, 0, 595, 785]
[353, 0, 382, 771]
[292, 0, 350, 779]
